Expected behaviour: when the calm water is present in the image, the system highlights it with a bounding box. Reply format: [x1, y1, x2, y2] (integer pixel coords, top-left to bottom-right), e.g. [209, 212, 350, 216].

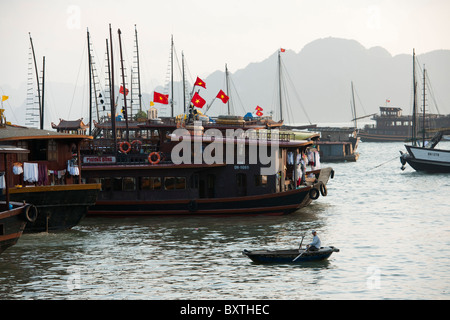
[1, 142, 449, 300]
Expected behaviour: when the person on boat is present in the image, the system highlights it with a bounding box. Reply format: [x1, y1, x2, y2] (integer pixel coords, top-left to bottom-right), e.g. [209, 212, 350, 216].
[306, 230, 321, 251]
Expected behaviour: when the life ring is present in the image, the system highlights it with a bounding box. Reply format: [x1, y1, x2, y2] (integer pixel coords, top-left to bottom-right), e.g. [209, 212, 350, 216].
[148, 152, 161, 165]
[309, 187, 320, 200]
[319, 183, 328, 197]
[119, 141, 131, 154]
[23, 204, 38, 223]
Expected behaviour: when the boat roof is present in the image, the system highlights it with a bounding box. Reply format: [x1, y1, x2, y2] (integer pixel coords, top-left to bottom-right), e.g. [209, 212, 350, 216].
[0, 145, 30, 154]
[0, 124, 93, 142]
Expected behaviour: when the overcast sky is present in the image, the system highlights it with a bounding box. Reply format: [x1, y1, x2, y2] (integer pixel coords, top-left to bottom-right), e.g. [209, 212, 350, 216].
[1, 0, 449, 95]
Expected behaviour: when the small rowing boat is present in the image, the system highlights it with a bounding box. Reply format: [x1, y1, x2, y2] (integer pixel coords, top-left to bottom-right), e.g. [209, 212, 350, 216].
[242, 246, 339, 264]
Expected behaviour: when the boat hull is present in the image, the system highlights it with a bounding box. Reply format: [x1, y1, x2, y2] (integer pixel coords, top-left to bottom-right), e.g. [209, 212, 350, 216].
[89, 185, 314, 217]
[242, 246, 339, 264]
[87, 167, 334, 217]
[402, 146, 450, 173]
[3, 184, 101, 233]
[0, 202, 28, 254]
[359, 132, 409, 142]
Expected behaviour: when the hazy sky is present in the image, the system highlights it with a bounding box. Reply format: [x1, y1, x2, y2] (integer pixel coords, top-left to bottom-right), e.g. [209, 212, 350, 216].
[1, 0, 449, 98]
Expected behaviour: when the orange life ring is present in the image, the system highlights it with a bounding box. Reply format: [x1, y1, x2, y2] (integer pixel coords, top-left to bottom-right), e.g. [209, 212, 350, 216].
[119, 141, 131, 154]
[148, 152, 161, 165]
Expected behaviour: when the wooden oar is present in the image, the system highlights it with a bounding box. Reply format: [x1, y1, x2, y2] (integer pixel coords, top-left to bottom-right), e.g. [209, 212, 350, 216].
[292, 249, 306, 262]
[293, 235, 306, 262]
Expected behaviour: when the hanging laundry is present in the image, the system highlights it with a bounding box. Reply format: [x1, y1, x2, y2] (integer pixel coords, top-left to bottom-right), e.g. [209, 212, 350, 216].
[312, 151, 321, 170]
[0, 172, 5, 189]
[67, 160, 80, 176]
[287, 152, 294, 165]
[13, 162, 23, 175]
[24, 162, 38, 183]
[38, 163, 48, 186]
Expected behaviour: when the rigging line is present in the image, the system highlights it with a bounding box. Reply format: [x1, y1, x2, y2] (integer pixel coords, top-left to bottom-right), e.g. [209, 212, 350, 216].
[280, 59, 312, 124]
[229, 77, 246, 115]
[67, 40, 87, 120]
[353, 84, 368, 116]
[425, 70, 441, 115]
[366, 156, 399, 172]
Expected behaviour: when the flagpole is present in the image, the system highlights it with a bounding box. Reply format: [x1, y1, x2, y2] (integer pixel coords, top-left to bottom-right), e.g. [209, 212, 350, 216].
[205, 97, 217, 114]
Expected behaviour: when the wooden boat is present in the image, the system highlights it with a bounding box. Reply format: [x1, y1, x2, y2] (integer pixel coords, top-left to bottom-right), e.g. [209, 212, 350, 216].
[0, 201, 35, 254]
[0, 145, 35, 254]
[242, 246, 339, 264]
[0, 123, 101, 232]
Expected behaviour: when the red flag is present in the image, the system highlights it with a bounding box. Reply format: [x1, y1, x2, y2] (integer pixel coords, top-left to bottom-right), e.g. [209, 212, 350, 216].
[256, 111, 263, 117]
[255, 106, 263, 111]
[191, 92, 206, 108]
[216, 90, 229, 104]
[120, 85, 129, 96]
[280, 48, 286, 53]
[194, 77, 206, 89]
[154, 91, 169, 105]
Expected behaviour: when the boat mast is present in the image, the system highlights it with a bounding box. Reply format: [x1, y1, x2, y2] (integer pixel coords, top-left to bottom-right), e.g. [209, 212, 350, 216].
[87, 28, 93, 135]
[109, 24, 118, 155]
[422, 65, 427, 146]
[182, 51, 187, 114]
[41, 56, 45, 130]
[225, 64, 231, 115]
[411, 49, 418, 146]
[351, 81, 357, 129]
[28, 33, 42, 129]
[134, 25, 142, 113]
[278, 50, 283, 121]
[118, 28, 130, 142]
[170, 35, 174, 117]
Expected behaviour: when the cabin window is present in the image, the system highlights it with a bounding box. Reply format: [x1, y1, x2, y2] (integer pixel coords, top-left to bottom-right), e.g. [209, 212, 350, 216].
[0, 224, 4, 236]
[255, 175, 268, 187]
[100, 178, 112, 191]
[176, 177, 186, 190]
[113, 177, 123, 191]
[48, 140, 57, 161]
[141, 177, 162, 190]
[164, 177, 186, 190]
[164, 177, 176, 190]
[122, 177, 136, 191]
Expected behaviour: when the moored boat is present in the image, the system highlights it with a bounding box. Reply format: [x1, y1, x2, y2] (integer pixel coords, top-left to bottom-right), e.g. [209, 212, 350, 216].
[0, 145, 35, 254]
[0, 122, 101, 232]
[400, 51, 450, 173]
[0, 201, 34, 254]
[401, 129, 450, 173]
[242, 246, 339, 264]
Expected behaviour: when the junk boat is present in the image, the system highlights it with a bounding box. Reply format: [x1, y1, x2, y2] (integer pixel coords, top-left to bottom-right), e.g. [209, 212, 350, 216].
[0, 121, 101, 232]
[80, 114, 334, 216]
